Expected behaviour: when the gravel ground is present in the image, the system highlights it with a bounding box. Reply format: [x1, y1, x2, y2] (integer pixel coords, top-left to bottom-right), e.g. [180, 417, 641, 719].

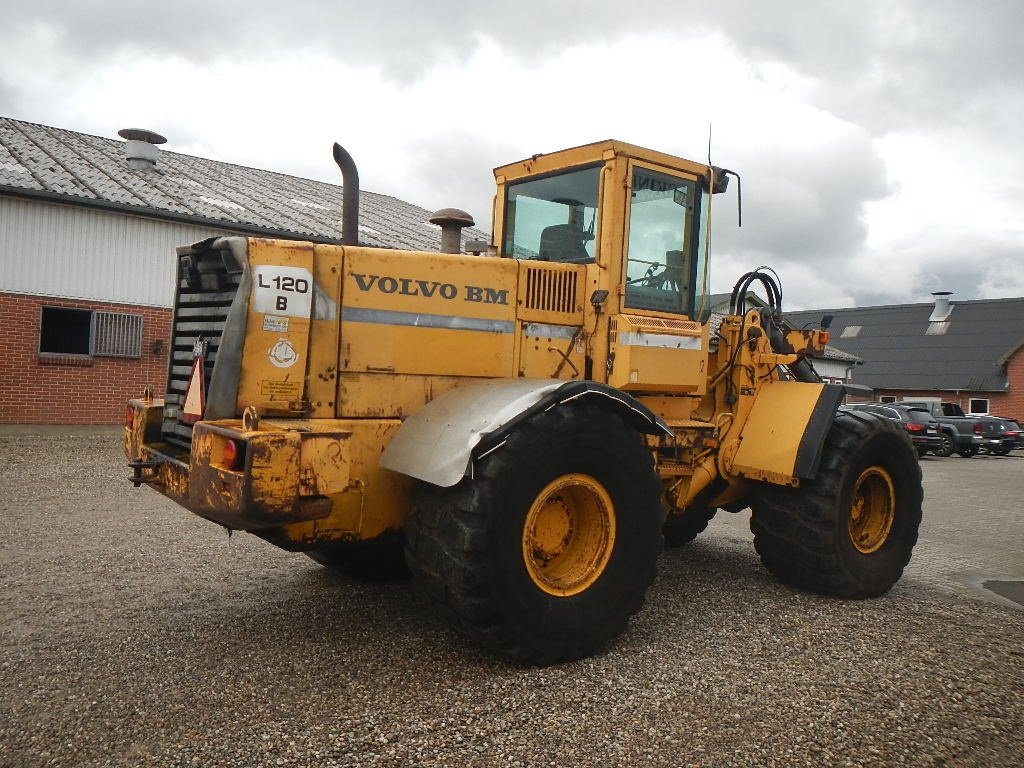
[1, 432, 1022, 768]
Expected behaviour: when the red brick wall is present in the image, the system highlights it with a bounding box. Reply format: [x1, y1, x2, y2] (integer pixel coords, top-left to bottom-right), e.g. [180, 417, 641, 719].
[854, 349, 1024, 421]
[1003, 347, 1024, 421]
[0, 292, 171, 424]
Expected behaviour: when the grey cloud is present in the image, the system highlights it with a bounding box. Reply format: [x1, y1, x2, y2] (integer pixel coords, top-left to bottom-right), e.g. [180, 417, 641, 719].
[404, 133, 522, 230]
[712, 131, 891, 266]
[0, 77, 19, 115]
[4, 1, 1020, 126]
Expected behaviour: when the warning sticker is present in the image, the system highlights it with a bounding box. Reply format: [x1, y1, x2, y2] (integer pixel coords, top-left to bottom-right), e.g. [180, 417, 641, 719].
[259, 380, 302, 397]
[263, 315, 289, 333]
[268, 338, 299, 368]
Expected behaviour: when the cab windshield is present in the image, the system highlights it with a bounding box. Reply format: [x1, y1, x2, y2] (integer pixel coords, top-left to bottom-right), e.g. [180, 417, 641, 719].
[502, 165, 600, 263]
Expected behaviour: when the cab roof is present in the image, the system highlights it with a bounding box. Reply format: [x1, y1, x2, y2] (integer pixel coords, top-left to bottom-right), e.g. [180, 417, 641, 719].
[493, 139, 714, 183]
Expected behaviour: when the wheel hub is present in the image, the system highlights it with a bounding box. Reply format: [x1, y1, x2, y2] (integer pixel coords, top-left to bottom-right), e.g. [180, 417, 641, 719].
[848, 466, 896, 554]
[522, 473, 616, 597]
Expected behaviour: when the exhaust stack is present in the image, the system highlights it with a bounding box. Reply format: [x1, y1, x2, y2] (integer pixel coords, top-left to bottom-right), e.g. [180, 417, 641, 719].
[332, 143, 360, 246]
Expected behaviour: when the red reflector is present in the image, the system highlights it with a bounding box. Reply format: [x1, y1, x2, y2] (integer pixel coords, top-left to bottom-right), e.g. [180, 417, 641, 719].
[820, 331, 830, 345]
[223, 439, 242, 471]
[905, 423, 926, 433]
[124, 406, 135, 428]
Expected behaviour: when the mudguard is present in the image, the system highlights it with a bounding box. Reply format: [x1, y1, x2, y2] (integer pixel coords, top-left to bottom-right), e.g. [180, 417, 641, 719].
[379, 378, 671, 487]
[729, 381, 846, 484]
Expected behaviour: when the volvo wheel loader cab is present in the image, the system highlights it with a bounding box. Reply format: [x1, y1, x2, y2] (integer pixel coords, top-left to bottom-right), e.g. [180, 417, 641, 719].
[124, 139, 923, 664]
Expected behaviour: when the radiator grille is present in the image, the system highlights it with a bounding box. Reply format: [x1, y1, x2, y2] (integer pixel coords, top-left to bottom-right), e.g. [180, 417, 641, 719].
[162, 251, 242, 452]
[524, 265, 579, 314]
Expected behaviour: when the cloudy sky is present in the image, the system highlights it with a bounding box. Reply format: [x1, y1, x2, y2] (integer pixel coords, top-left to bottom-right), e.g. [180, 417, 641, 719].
[2, 1, 1021, 309]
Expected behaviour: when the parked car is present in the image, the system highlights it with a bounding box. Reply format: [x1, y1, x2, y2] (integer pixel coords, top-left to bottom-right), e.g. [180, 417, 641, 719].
[1002, 419, 1024, 450]
[975, 416, 1023, 455]
[843, 403, 944, 457]
[898, 399, 985, 457]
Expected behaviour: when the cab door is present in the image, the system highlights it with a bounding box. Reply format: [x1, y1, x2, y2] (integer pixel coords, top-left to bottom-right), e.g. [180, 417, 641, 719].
[607, 161, 708, 394]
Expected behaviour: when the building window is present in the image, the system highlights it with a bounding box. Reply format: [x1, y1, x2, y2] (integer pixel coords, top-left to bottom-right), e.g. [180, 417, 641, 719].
[93, 311, 144, 357]
[968, 398, 989, 415]
[880, 395, 897, 403]
[39, 307, 93, 355]
[39, 306, 143, 359]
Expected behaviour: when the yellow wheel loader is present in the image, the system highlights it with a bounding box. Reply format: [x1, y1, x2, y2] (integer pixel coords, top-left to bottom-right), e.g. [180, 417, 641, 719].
[125, 139, 922, 664]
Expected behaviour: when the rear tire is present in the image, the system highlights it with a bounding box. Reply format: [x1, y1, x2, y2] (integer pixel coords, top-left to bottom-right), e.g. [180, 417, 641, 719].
[404, 405, 662, 665]
[662, 506, 716, 547]
[957, 445, 979, 458]
[750, 410, 922, 598]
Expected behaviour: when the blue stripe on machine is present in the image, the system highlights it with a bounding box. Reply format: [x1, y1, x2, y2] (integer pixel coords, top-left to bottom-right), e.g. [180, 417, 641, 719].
[342, 306, 516, 333]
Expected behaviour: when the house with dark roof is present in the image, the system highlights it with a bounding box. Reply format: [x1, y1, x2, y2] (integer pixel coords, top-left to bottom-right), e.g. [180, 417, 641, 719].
[785, 293, 1024, 419]
[0, 117, 487, 424]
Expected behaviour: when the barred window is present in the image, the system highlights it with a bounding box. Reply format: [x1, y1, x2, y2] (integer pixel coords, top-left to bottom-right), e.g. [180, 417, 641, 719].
[92, 311, 143, 358]
[38, 306, 143, 359]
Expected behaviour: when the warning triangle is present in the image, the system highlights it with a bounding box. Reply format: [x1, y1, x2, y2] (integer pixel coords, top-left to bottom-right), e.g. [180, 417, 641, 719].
[182, 356, 206, 425]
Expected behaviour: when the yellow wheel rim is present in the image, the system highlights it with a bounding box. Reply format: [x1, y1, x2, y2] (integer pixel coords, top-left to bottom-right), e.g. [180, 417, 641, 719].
[848, 466, 896, 554]
[521, 473, 616, 597]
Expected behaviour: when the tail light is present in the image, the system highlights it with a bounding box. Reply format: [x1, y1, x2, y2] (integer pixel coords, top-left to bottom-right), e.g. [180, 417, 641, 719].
[973, 423, 983, 434]
[904, 423, 926, 433]
[222, 439, 245, 471]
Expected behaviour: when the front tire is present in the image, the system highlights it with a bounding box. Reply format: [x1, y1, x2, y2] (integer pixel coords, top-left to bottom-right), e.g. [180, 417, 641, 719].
[935, 431, 954, 457]
[750, 410, 922, 598]
[404, 405, 663, 665]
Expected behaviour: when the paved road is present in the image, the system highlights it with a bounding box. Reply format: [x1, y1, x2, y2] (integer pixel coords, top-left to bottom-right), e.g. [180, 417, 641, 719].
[1, 432, 1022, 767]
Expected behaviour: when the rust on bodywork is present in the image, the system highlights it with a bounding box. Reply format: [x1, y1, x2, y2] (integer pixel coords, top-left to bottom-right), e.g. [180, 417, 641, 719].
[187, 421, 352, 529]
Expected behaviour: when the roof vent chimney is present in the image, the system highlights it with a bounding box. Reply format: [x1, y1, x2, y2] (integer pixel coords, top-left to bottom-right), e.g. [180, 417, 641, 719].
[429, 208, 475, 254]
[929, 291, 954, 322]
[118, 128, 167, 171]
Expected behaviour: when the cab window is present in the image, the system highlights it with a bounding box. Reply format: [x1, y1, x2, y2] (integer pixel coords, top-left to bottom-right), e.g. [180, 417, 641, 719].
[624, 167, 698, 315]
[503, 165, 600, 262]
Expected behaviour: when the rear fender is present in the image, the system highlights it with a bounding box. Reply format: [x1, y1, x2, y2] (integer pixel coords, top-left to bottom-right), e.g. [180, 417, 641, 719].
[379, 379, 671, 487]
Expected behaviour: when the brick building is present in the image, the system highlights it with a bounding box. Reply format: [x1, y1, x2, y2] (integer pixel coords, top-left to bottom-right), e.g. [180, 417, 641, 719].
[0, 118, 485, 424]
[785, 293, 1024, 420]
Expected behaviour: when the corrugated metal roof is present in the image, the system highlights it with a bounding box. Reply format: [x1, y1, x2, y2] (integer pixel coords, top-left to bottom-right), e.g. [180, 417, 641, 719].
[0, 118, 489, 250]
[785, 297, 1024, 392]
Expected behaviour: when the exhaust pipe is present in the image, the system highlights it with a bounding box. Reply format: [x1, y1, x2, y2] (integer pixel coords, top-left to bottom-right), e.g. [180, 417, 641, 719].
[332, 143, 360, 246]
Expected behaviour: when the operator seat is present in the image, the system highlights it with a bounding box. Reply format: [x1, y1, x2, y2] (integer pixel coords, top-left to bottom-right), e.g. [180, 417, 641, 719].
[538, 224, 593, 263]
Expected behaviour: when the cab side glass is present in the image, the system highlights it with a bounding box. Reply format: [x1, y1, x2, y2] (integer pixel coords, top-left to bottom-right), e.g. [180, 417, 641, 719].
[624, 168, 697, 316]
[503, 165, 601, 263]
